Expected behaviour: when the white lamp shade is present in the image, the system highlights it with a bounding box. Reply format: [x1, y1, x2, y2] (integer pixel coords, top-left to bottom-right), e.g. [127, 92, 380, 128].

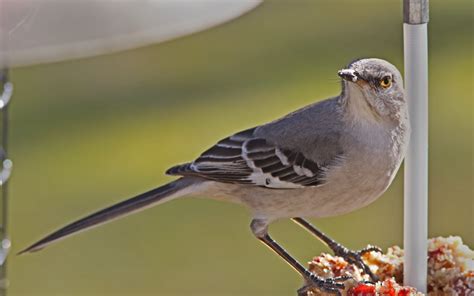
[0, 0, 261, 66]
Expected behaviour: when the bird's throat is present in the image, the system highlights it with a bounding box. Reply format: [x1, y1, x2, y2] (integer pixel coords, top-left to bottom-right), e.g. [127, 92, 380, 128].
[344, 85, 382, 123]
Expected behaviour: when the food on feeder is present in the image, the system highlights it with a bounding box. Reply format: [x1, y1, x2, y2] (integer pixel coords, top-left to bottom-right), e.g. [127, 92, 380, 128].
[426, 236, 474, 295]
[348, 279, 421, 296]
[305, 236, 473, 295]
[306, 253, 420, 295]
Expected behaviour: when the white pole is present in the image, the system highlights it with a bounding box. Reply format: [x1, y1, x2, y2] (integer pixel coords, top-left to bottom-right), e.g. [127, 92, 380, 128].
[403, 0, 429, 292]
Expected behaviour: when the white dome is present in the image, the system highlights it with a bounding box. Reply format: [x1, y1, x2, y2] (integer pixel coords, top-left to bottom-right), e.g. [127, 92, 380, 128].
[0, 0, 261, 66]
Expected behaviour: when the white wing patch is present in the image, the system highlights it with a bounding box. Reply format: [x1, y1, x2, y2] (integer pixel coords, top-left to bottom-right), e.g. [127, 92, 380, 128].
[275, 148, 289, 165]
[241, 141, 304, 189]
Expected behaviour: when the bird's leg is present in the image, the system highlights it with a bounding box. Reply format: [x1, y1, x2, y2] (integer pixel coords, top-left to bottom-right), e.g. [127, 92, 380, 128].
[291, 218, 381, 282]
[250, 219, 350, 295]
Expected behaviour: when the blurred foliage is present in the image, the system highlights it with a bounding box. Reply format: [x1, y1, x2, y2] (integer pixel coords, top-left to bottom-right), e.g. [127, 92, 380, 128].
[9, 0, 473, 295]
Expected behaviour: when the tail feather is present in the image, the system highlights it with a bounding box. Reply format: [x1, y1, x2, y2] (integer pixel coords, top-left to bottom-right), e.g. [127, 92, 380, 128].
[19, 177, 196, 255]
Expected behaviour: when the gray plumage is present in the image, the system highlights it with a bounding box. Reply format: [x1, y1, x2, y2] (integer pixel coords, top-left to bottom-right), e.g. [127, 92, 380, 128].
[20, 58, 410, 292]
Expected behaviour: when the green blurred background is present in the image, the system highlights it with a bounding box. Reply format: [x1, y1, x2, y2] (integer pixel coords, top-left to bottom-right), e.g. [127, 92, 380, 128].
[10, 0, 473, 295]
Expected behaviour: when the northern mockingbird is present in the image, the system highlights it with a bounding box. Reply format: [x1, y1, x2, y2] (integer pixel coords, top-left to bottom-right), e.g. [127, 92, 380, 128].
[20, 58, 409, 295]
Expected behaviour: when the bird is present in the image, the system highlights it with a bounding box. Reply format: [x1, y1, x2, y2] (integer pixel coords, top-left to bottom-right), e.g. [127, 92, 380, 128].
[20, 58, 409, 295]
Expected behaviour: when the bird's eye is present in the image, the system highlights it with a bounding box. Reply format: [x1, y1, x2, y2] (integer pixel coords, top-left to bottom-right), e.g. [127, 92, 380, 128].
[380, 76, 392, 88]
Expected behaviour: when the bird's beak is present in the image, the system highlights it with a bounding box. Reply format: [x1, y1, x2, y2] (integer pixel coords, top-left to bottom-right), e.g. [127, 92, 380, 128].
[338, 69, 360, 82]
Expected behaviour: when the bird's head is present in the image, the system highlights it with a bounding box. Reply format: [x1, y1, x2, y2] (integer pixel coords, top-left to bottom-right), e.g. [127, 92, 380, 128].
[338, 58, 406, 121]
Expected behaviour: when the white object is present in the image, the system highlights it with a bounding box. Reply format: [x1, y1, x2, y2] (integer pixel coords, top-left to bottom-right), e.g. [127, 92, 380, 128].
[0, 0, 261, 66]
[403, 22, 429, 294]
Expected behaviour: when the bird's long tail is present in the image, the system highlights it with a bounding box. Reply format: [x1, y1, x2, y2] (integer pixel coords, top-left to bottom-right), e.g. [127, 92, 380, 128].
[19, 177, 199, 255]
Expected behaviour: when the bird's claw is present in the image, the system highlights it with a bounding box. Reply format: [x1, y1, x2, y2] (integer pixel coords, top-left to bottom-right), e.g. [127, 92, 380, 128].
[330, 243, 380, 282]
[358, 245, 383, 256]
[298, 273, 351, 295]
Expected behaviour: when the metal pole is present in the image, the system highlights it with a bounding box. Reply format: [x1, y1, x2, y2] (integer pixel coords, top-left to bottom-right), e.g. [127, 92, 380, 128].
[0, 1, 13, 291]
[0, 69, 12, 296]
[403, 0, 429, 292]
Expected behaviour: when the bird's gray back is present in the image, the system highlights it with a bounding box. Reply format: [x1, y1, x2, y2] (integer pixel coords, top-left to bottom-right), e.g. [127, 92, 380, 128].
[255, 97, 344, 164]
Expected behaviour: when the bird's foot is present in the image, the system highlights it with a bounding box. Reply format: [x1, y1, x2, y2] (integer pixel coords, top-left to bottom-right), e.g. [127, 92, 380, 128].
[330, 243, 382, 282]
[297, 273, 351, 295]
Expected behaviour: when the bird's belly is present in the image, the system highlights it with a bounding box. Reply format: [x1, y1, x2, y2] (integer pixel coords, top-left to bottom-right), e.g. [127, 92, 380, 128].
[241, 161, 396, 219]
[306, 154, 399, 217]
[315, 169, 394, 216]
[205, 151, 401, 220]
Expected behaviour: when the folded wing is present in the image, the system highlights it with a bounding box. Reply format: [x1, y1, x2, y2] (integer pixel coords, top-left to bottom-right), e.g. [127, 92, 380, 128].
[167, 127, 335, 189]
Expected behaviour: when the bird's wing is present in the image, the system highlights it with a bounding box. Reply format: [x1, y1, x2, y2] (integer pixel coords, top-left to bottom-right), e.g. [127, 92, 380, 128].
[167, 127, 338, 189]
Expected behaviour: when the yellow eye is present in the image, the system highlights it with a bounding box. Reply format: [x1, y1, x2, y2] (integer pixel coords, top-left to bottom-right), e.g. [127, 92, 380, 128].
[380, 76, 392, 88]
